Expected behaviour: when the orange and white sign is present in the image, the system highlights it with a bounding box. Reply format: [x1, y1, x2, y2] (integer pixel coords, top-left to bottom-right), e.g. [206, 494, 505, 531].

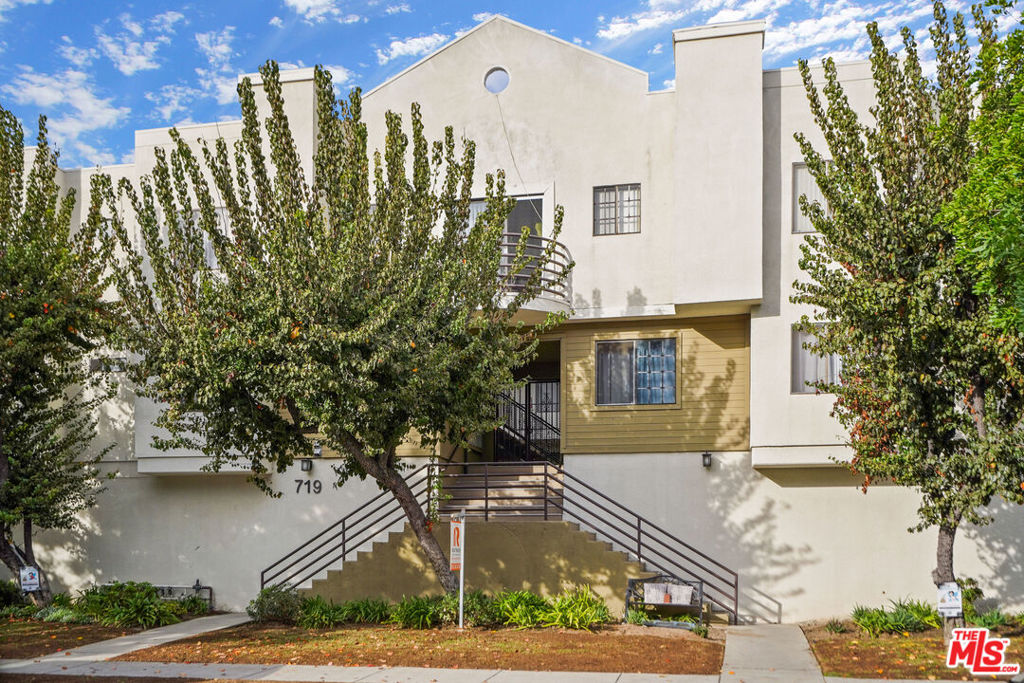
[450, 515, 463, 571]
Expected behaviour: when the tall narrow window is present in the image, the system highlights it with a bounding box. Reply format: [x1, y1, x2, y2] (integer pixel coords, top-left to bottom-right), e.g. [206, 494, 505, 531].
[791, 327, 842, 393]
[596, 338, 676, 405]
[792, 163, 829, 234]
[593, 184, 640, 235]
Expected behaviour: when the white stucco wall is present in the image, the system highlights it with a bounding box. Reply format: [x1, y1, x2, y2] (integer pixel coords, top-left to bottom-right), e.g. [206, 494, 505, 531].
[564, 452, 1024, 623]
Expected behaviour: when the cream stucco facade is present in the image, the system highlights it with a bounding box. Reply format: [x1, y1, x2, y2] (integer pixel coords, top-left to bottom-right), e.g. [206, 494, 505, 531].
[20, 16, 1023, 622]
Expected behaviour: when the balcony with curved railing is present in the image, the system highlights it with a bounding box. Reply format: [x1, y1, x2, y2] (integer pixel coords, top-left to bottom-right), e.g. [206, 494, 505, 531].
[497, 232, 573, 315]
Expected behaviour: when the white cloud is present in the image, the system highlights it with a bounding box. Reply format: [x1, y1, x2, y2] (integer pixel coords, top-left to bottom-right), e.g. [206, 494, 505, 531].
[278, 60, 307, 70]
[386, 4, 411, 14]
[0, 66, 128, 165]
[572, 36, 582, 45]
[120, 151, 134, 164]
[195, 26, 238, 105]
[321, 64, 352, 84]
[375, 32, 448, 64]
[95, 10, 183, 76]
[269, 15, 284, 27]
[58, 36, 97, 66]
[145, 84, 201, 121]
[597, 8, 691, 41]
[663, 78, 675, 88]
[282, 0, 362, 24]
[473, 12, 496, 22]
[0, 0, 53, 22]
[649, 42, 663, 54]
[150, 10, 185, 34]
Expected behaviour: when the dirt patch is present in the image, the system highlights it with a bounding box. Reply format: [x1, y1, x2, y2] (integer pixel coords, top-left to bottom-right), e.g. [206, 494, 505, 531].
[803, 620, 1024, 680]
[115, 622, 724, 674]
[0, 618, 134, 659]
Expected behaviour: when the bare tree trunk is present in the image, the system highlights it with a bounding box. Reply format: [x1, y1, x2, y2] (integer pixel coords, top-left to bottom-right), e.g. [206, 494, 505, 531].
[380, 465, 458, 593]
[22, 520, 52, 605]
[933, 520, 964, 643]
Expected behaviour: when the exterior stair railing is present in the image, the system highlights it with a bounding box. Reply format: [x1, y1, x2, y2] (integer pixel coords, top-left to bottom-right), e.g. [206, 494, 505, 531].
[260, 460, 739, 624]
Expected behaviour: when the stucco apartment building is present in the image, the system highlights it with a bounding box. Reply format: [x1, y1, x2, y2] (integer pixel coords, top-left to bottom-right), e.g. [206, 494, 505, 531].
[38, 15, 1022, 622]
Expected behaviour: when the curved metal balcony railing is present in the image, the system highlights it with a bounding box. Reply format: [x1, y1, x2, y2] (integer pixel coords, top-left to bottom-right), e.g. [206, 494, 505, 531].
[497, 232, 573, 312]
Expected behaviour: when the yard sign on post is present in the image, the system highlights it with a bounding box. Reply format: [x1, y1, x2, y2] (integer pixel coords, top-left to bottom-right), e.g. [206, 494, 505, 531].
[450, 510, 466, 628]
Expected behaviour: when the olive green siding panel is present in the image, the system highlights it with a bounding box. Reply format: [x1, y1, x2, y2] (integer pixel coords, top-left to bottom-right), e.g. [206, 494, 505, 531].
[561, 314, 750, 454]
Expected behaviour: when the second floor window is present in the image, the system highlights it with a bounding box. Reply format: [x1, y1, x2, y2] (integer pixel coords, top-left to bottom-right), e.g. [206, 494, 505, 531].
[593, 184, 640, 236]
[469, 196, 543, 235]
[792, 163, 830, 234]
[596, 338, 676, 406]
[791, 327, 842, 393]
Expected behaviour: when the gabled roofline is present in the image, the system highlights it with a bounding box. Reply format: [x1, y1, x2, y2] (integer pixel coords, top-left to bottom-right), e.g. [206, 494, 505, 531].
[364, 14, 647, 98]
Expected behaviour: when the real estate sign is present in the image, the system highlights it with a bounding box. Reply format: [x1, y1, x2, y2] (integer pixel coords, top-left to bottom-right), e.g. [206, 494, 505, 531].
[450, 515, 463, 571]
[938, 582, 963, 617]
[19, 566, 39, 592]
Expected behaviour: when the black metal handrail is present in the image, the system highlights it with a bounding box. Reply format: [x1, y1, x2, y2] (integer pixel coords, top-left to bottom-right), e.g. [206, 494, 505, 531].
[260, 459, 738, 623]
[495, 389, 561, 464]
[429, 461, 739, 622]
[260, 464, 431, 590]
[497, 232, 572, 307]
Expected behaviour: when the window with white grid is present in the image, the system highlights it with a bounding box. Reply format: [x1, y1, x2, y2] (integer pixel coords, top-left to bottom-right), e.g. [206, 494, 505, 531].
[593, 184, 640, 236]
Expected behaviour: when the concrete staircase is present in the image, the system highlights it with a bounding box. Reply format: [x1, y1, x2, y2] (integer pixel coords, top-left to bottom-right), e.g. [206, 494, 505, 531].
[306, 520, 651, 616]
[436, 463, 563, 519]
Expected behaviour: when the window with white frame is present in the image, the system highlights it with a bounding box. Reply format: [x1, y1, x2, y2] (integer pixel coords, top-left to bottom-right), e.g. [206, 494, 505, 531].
[596, 338, 676, 405]
[791, 327, 842, 393]
[792, 163, 830, 234]
[593, 184, 640, 236]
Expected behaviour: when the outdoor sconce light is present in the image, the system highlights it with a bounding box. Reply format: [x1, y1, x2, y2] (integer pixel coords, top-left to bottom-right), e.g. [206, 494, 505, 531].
[300, 458, 313, 472]
[701, 451, 713, 469]
[313, 440, 322, 458]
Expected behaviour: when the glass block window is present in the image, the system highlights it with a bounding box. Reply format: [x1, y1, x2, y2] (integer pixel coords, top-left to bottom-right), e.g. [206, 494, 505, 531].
[593, 184, 640, 235]
[596, 338, 676, 406]
[791, 327, 842, 393]
[793, 163, 830, 234]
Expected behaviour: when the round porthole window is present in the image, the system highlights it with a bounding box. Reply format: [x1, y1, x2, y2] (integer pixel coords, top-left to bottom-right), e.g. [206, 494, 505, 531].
[484, 67, 509, 94]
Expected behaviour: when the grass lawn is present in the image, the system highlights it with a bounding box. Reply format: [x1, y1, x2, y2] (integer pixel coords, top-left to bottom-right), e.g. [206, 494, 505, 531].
[0, 618, 134, 659]
[115, 622, 725, 675]
[803, 620, 1024, 680]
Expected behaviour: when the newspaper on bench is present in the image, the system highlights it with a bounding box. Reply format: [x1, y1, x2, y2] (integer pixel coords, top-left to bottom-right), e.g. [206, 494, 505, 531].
[643, 581, 693, 605]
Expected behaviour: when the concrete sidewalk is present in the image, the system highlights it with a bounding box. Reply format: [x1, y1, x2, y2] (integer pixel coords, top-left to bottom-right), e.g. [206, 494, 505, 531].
[720, 624, 823, 682]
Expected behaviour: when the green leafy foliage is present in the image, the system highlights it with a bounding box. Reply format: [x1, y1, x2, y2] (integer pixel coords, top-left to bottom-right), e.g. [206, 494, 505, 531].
[851, 600, 940, 637]
[75, 582, 180, 628]
[98, 61, 573, 593]
[969, 608, 1010, 629]
[793, 1, 1024, 594]
[0, 604, 37, 618]
[388, 595, 442, 629]
[246, 585, 301, 624]
[342, 598, 391, 624]
[297, 595, 344, 629]
[626, 608, 647, 625]
[825, 618, 847, 634]
[436, 590, 501, 627]
[0, 102, 115, 602]
[494, 590, 550, 629]
[539, 586, 611, 631]
[0, 580, 24, 608]
[51, 593, 72, 609]
[692, 624, 709, 638]
[178, 594, 209, 615]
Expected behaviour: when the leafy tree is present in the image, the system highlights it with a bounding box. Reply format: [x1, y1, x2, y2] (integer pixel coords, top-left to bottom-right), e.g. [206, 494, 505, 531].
[97, 63, 571, 592]
[793, 3, 1024, 637]
[0, 106, 114, 604]
[942, 7, 1024, 333]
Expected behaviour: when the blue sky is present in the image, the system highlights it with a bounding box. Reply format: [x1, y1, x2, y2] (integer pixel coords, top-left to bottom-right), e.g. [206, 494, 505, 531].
[0, 0, 1013, 168]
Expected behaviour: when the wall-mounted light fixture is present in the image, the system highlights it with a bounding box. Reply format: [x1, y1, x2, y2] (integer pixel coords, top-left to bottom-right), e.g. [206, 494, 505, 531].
[313, 440, 322, 458]
[701, 451, 713, 469]
[300, 458, 313, 472]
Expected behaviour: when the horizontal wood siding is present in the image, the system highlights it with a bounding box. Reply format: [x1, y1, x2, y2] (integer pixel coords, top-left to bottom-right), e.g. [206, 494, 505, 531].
[561, 315, 750, 454]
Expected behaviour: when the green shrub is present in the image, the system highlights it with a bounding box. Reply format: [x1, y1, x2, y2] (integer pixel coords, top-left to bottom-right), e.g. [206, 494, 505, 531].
[75, 582, 179, 629]
[540, 586, 611, 631]
[436, 590, 500, 627]
[0, 580, 24, 608]
[626, 608, 647, 625]
[825, 618, 847, 634]
[247, 585, 301, 624]
[851, 599, 940, 637]
[494, 590, 549, 629]
[51, 593, 73, 609]
[969, 608, 1009, 629]
[851, 605, 890, 637]
[890, 598, 940, 630]
[0, 604, 38, 619]
[37, 606, 92, 624]
[342, 598, 391, 624]
[388, 595, 442, 629]
[692, 624, 709, 638]
[958, 577, 983, 622]
[179, 594, 209, 615]
[298, 595, 346, 629]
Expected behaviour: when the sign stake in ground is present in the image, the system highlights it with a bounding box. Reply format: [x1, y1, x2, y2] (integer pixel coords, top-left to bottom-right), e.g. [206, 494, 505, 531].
[450, 510, 466, 628]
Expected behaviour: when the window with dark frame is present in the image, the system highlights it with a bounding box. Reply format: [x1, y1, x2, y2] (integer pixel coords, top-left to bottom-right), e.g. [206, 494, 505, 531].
[595, 338, 676, 406]
[593, 183, 640, 235]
